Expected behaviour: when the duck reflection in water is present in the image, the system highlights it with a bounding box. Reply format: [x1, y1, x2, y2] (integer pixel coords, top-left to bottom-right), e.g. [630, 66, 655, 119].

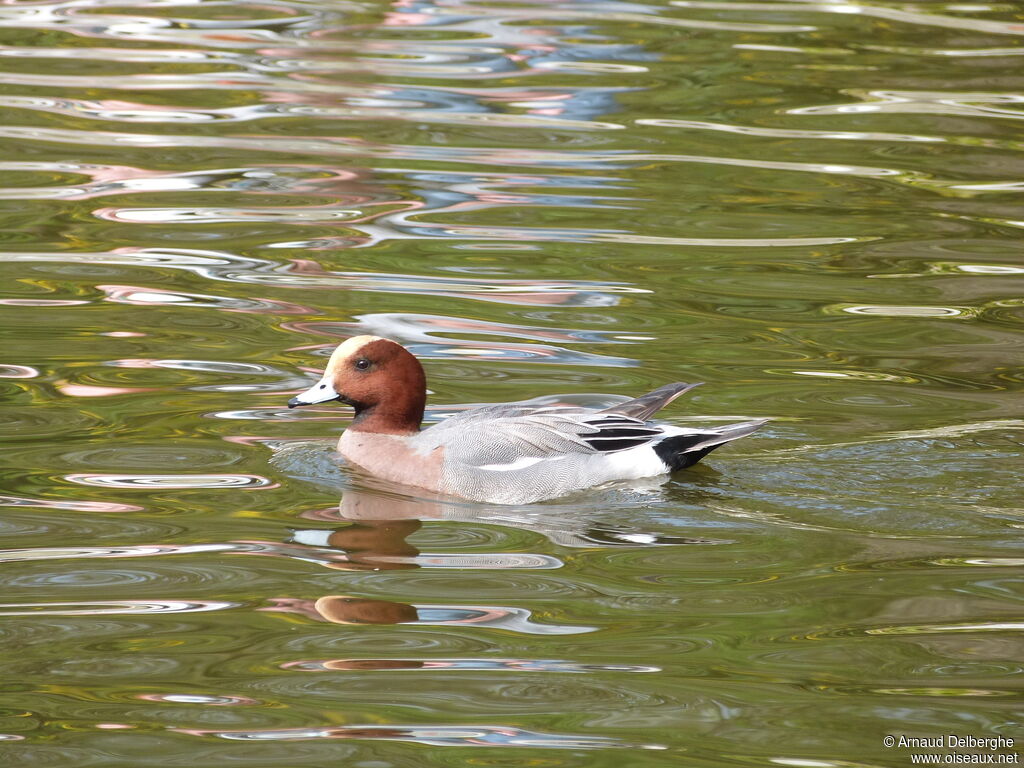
[249, 467, 729, 638]
[290, 517, 423, 572]
[261, 592, 594, 636]
[258, 487, 595, 634]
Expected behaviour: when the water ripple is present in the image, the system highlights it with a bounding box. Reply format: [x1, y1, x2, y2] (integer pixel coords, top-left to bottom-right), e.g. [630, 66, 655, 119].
[2, 0, 1022, 756]
[0, 248, 643, 305]
[172, 723, 658, 749]
[637, 118, 947, 144]
[865, 621, 1024, 636]
[0, 124, 913, 181]
[788, 90, 1024, 120]
[1, 93, 627, 130]
[0, 599, 235, 616]
[0, 543, 237, 564]
[98, 284, 316, 315]
[288, 313, 640, 366]
[95, 205, 374, 224]
[0, 364, 40, 378]
[302, 596, 598, 634]
[671, 0, 1024, 36]
[138, 693, 260, 706]
[0, 494, 143, 513]
[282, 657, 660, 673]
[64, 473, 277, 489]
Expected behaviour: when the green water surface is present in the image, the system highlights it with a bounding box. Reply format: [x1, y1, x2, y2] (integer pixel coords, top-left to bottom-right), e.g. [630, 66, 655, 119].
[0, 0, 1022, 764]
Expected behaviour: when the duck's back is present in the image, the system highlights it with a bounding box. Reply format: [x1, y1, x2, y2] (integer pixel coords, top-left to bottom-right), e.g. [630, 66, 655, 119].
[410, 404, 671, 504]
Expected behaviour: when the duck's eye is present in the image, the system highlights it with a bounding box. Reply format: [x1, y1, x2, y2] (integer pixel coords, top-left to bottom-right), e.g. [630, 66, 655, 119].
[355, 358, 371, 371]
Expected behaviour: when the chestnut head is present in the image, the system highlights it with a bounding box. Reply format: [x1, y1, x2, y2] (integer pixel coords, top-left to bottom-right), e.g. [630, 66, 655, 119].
[288, 335, 426, 434]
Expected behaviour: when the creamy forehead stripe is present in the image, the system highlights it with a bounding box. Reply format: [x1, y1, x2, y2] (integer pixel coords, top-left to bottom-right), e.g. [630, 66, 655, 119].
[325, 335, 384, 370]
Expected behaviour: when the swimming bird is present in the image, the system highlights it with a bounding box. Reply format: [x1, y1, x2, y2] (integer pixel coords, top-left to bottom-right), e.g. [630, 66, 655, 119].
[288, 336, 765, 504]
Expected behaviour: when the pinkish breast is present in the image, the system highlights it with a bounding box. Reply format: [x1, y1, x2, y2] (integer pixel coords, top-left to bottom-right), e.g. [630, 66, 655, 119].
[338, 431, 443, 494]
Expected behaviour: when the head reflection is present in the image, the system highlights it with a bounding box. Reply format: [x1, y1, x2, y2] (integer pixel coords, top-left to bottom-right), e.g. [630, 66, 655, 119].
[292, 519, 422, 571]
[288, 487, 429, 571]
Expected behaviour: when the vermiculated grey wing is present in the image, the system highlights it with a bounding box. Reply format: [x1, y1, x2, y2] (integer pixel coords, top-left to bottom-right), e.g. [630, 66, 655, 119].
[433, 401, 596, 427]
[417, 410, 663, 469]
[434, 383, 700, 429]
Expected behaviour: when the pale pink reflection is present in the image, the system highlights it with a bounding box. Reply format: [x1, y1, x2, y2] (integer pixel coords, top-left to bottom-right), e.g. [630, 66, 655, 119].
[0, 543, 240, 564]
[171, 723, 649, 749]
[92, 204, 405, 227]
[0, 161, 416, 206]
[279, 258, 627, 306]
[0, 494, 143, 513]
[5, 248, 636, 307]
[213, 408, 341, 422]
[0, 600, 235, 616]
[0, 364, 40, 378]
[55, 382, 157, 398]
[0, 299, 88, 306]
[97, 284, 317, 315]
[64, 473, 277, 489]
[282, 312, 637, 367]
[137, 693, 260, 706]
[281, 657, 660, 673]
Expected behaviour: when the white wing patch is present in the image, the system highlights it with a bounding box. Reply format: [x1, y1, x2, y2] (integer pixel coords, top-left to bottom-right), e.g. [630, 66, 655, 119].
[478, 456, 552, 472]
[603, 443, 669, 478]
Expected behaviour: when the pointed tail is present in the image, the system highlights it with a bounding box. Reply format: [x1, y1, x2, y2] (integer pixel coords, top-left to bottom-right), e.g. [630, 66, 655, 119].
[654, 419, 768, 471]
[601, 382, 703, 421]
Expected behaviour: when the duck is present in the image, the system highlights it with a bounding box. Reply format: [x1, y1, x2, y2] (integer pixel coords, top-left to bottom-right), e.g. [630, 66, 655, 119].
[287, 335, 766, 505]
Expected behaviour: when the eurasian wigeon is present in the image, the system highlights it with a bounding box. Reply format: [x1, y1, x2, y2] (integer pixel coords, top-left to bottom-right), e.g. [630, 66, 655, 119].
[288, 336, 766, 504]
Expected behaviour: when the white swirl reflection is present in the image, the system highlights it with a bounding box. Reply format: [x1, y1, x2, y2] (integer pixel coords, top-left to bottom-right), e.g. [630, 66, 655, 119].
[830, 304, 972, 318]
[289, 312, 640, 367]
[98, 284, 316, 315]
[671, 0, 1024, 36]
[0, 364, 39, 378]
[0, 600, 235, 616]
[282, 658, 660, 673]
[0, 544, 237, 564]
[64, 473, 277, 489]
[173, 723, 661, 749]
[0, 494, 143, 512]
[137, 693, 259, 706]
[866, 621, 1024, 635]
[0, 248, 643, 307]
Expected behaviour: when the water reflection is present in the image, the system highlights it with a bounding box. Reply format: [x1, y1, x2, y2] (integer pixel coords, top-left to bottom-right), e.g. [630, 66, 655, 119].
[138, 693, 260, 706]
[283, 456, 730, 549]
[0, 480, 718, 580]
[64, 473, 277, 489]
[283, 657, 660, 673]
[2, 0, 1023, 757]
[0, 599, 234, 616]
[287, 312, 639, 365]
[263, 595, 595, 634]
[1, 248, 643, 305]
[289, 519, 561, 570]
[173, 722, 655, 749]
